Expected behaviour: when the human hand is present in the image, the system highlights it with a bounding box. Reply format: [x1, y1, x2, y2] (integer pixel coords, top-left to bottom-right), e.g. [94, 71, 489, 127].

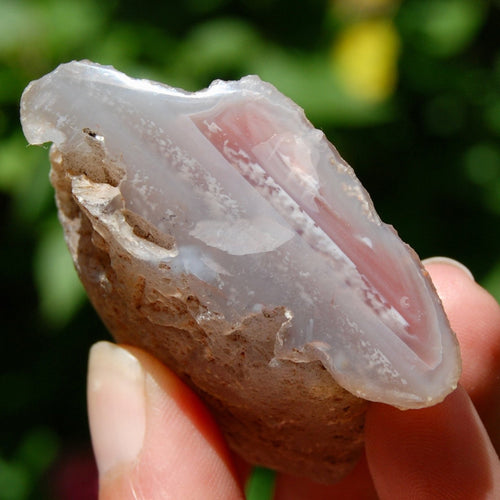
[87, 258, 500, 499]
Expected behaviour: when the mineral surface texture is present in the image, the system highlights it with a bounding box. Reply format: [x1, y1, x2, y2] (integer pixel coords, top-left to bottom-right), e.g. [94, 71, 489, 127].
[21, 61, 461, 483]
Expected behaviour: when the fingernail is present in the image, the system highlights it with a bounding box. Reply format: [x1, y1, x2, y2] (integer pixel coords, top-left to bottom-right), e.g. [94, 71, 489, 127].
[422, 256, 475, 281]
[87, 341, 146, 477]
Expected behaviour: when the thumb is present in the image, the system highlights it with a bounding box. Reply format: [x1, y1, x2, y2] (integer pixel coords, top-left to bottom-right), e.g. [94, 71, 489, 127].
[365, 386, 500, 499]
[87, 341, 244, 500]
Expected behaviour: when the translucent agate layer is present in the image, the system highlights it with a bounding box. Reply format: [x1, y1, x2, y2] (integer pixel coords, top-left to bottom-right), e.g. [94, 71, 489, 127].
[21, 61, 460, 407]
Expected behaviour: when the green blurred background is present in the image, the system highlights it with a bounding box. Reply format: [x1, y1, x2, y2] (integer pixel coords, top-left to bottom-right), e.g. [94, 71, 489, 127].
[1, 0, 499, 498]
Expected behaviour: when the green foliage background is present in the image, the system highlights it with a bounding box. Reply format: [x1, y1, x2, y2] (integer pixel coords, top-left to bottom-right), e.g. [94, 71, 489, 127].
[1, 0, 499, 498]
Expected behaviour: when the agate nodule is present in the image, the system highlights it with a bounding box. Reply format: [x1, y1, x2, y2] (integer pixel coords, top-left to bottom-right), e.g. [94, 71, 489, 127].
[20, 61, 461, 483]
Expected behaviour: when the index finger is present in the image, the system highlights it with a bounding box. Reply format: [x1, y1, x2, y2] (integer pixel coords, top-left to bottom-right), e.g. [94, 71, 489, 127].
[424, 258, 500, 449]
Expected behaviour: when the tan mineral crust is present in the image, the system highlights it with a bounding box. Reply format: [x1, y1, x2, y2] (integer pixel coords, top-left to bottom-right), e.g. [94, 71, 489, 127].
[20, 61, 461, 483]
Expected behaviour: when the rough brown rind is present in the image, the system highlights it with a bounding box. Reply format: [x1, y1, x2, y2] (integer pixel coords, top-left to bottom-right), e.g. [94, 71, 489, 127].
[50, 139, 367, 484]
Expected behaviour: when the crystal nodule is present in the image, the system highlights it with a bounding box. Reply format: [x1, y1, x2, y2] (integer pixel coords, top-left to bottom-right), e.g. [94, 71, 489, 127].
[20, 61, 461, 483]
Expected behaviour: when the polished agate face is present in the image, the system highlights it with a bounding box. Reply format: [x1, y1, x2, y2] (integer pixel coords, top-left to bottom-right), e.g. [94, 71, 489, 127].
[20, 61, 461, 481]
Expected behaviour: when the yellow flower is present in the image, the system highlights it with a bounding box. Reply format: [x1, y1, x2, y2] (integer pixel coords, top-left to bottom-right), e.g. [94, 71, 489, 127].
[331, 18, 400, 103]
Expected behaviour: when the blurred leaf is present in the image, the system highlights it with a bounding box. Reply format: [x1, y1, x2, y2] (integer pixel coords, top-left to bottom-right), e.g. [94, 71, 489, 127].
[0, 1, 41, 56]
[482, 261, 500, 303]
[173, 18, 262, 83]
[0, 459, 30, 500]
[42, 0, 106, 53]
[87, 23, 144, 70]
[0, 66, 25, 105]
[33, 217, 86, 329]
[0, 0, 106, 63]
[484, 96, 500, 136]
[463, 142, 500, 215]
[16, 428, 59, 478]
[0, 134, 40, 194]
[398, 0, 485, 57]
[11, 161, 53, 225]
[245, 467, 275, 500]
[0, 133, 54, 225]
[464, 143, 500, 185]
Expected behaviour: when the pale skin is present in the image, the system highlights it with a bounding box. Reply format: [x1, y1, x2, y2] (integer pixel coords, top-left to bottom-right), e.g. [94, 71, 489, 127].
[87, 259, 500, 499]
